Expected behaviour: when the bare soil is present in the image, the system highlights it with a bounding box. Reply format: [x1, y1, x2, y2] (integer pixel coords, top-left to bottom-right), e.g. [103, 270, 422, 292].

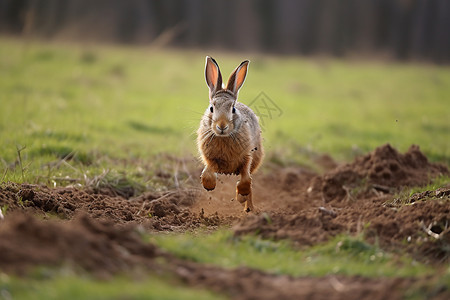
[0, 144, 449, 299]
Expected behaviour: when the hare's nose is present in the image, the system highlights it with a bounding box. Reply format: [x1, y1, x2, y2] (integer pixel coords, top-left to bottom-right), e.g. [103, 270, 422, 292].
[216, 124, 228, 131]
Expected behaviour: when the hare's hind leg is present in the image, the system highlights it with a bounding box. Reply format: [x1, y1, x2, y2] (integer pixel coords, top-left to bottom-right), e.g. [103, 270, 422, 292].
[236, 155, 253, 212]
[236, 190, 253, 212]
[236, 156, 252, 196]
[236, 179, 253, 212]
[201, 166, 216, 191]
[237, 178, 251, 196]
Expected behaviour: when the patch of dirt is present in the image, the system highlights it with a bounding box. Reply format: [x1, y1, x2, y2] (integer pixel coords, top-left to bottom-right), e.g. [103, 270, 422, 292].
[233, 144, 450, 263]
[0, 144, 448, 259]
[0, 143, 449, 299]
[1, 213, 447, 300]
[0, 212, 160, 277]
[0, 183, 227, 231]
[235, 193, 450, 262]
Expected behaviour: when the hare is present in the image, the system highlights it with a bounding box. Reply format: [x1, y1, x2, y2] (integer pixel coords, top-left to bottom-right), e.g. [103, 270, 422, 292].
[197, 56, 264, 212]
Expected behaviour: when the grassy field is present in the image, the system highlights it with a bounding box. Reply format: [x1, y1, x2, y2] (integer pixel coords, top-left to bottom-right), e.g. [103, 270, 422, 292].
[152, 231, 433, 278]
[0, 273, 227, 300]
[1, 38, 450, 299]
[1, 38, 449, 185]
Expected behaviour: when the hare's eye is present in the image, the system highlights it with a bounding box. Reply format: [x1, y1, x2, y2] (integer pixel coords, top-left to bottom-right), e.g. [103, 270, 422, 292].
[210, 106, 213, 113]
[232, 107, 236, 114]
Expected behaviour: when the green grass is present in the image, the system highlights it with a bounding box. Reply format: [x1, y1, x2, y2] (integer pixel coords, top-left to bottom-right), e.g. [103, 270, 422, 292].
[0, 272, 226, 300]
[0, 37, 449, 298]
[1, 37, 449, 185]
[152, 230, 433, 278]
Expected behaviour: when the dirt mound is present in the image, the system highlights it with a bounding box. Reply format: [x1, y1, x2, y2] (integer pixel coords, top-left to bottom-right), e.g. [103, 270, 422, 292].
[236, 190, 449, 263]
[0, 212, 159, 277]
[317, 144, 448, 202]
[234, 144, 450, 263]
[0, 183, 229, 231]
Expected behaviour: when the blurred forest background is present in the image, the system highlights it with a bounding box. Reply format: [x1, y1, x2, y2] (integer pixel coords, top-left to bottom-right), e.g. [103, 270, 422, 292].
[1, 0, 449, 63]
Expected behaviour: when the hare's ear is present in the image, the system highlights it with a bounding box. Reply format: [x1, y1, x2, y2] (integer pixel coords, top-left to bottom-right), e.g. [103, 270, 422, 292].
[205, 56, 222, 96]
[226, 60, 249, 95]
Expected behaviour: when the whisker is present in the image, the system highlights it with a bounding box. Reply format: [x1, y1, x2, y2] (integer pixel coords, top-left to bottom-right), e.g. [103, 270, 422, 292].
[200, 129, 213, 139]
[186, 108, 207, 116]
[206, 132, 216, 146]
[233, 133, 246, 151]
[199, 129, 215, 145]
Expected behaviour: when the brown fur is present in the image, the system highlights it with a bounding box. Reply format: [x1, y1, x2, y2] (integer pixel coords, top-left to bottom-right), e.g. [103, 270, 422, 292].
[197, 57, 264, 212]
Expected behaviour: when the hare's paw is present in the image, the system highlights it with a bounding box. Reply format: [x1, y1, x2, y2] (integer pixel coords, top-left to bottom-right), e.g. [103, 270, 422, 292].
[244, 201, 254, 213]
[236, 193, 254, 213]
[237, 180, 251, 196]
[201, 173, 216, 191]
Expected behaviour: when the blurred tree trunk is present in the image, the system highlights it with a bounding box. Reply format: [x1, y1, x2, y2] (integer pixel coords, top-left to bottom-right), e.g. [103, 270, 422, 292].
[183, 0, 202, 46]
[433, 0, 450, 63]
[390, 0, 415, 60]
[276, 0, 303, 53]
[0, 0, 448, 62]
[234, 0, 260, 51]
[256, 0, 276, 52]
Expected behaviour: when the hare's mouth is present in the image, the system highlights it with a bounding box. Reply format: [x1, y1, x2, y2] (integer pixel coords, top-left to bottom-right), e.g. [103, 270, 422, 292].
[213, 124, 230, 136]
[214, 130, 230, 137]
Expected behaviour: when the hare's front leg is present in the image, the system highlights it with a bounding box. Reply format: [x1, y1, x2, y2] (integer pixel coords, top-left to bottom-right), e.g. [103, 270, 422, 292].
[236, 156, 253, 212]
[201, 165, 216, 191]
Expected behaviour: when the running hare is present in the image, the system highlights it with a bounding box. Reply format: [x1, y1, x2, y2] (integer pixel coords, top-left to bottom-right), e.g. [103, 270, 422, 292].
[197, 56, 263, 212]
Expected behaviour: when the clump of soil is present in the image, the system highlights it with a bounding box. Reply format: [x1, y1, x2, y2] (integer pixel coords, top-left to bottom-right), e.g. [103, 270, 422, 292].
[235, 189, 449, 263]
[406, 187, 450, 203]
[233, 144, 450, 263]
[318, 144, 448, 202]
[0, 183, 228, 231]
[0, 212, 159, 277]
